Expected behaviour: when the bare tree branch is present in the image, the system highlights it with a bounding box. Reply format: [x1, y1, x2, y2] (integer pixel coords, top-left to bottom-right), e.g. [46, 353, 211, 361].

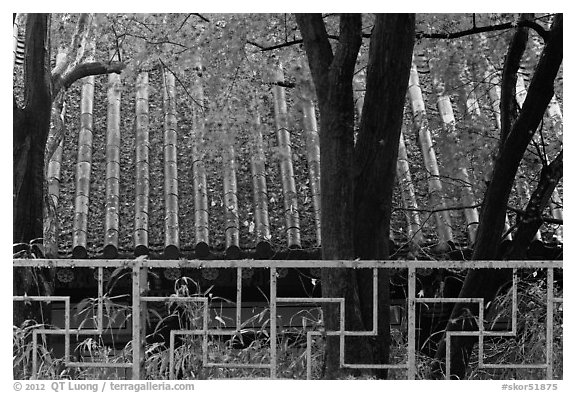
[416, 19, 549, 41]
[247, 38, 303, 51]
[397, 204, 482, 214]
[121, 31, 191, 49]
[194, 13, 210, 23]
[57, 61, 125, 93]
[252, 18, 550, 52]
[507, 206, 563, 225]
[248, 32, 371, 52]
[399, 202, 563, 226]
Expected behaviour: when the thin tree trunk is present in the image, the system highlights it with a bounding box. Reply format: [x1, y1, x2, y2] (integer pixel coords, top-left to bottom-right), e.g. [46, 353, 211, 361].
[499, 14, 530, 145]
[134, 72, 150, 256]
[515, 177, 542, 241]
[162, 70, 180, 258]
[514, 73, 542, 241]
[484, 65, 513, 240]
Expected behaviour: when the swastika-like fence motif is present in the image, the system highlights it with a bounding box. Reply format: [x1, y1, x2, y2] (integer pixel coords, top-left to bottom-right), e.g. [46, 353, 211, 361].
[13, 258, 562, 380]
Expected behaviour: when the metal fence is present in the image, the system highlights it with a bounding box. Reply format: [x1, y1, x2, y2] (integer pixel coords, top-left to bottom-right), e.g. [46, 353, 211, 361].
[13, 258, 563, 380]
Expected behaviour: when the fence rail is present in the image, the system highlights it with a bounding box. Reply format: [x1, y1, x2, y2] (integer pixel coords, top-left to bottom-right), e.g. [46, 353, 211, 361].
[13, 258, 562, 380]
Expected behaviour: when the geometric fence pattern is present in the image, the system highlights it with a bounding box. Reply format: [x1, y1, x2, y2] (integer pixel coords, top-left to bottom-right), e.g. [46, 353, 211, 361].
[13, 258, 562, 379]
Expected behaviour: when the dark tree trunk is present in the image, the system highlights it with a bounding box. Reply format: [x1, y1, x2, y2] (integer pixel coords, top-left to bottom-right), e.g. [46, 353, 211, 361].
[13, 14, 53, 327]
[432, 14, 563, 379]
[499, 14, 530, 145]
[296, 14, 363, 378]
[506, 151, 562, 259]
[14, 115, 51, 244]
[14, 14, 52, 243]
[353, 14, 415, 378]
[13, 15, 124, 331]
[297, 13, 415, 378]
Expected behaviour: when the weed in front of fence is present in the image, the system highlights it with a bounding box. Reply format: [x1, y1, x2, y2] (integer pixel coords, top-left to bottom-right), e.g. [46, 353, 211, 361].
[143, 274, 325, 379]
[13, 320, 64, 379]
[13, 271, 562, 379]
[466, 276, 563, 380]
[396, 275, 564, 380]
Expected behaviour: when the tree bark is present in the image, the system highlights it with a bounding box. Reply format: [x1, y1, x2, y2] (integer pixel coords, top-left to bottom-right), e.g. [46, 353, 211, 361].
[499, 14, 531, 145]
[432, 13, 563, 380]
[296, 14, 362, 378]
[506, 151, 562, 259]
[14, 14, 126, 326]
[353, 13, 415, 378]
[483, 64, 514, 241]
[13, 14, 53, 327]
[14, 14, 51, 244]
[298, 13, 414, 378]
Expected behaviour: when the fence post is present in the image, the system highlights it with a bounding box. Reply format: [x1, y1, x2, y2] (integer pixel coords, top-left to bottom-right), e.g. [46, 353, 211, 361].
[407, 266, 416, 379]
[270, 267, 277, 378]
[132, 258, 148, 379]
[546, 268, 554, 379]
